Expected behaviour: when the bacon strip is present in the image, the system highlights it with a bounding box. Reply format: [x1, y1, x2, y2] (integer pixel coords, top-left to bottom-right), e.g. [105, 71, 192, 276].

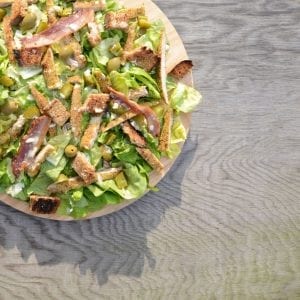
[21, 9, 95, 49]
[108, 87, 160, 137]
[12, 116, 51, 177]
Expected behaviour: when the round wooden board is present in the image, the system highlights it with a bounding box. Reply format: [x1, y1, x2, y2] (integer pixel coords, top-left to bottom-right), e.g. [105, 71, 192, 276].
[0, 0, 193, 221]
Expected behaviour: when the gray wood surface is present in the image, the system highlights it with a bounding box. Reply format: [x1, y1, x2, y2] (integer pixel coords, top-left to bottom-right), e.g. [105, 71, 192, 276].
[0, 0, 300, 299]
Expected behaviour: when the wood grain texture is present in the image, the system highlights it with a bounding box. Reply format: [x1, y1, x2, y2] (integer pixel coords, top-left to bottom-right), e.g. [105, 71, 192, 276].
[0, 0, 300, 299]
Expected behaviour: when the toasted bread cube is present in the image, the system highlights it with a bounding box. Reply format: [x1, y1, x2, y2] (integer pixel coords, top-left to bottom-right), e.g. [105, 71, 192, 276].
[169, 60, 193, 79]
[41, 48, 61, 90]
[121, 121, 146, 147]
[72, 152, 97, 184]
[45, 99, 70, 126]
[29, 195, 60, 214]
[136, 147, 163, 171]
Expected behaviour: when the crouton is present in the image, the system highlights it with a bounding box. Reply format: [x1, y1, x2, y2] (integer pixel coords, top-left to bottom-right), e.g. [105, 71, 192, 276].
[10, 0, 27, 25]
[30, 85, 49, 113]
[101, 111, 137, 132]
[15, 47, 46, 67]
[47, 168, 122, 194]
[124, 47, 159, 72]
[81, 93, 110, 114]
[169, 60, 193, 80]
[136, 147, 164, 171]
[45, 99, 70, 126]
[29, 195, 60, 214]
[41, 48, 61, 90]
[93, 70, 110, 93]
[87, 22, 101, 47]
[27, 144, 55, 177]
[8, 115, 26, 139]
[121, 121, 147, 147]
[3, 16, 15, 62]
[74, 0, 105, 11]
[157, 31, 169, 104]
[46, 0, 57, 25]
[105, 7, 145, 30]
[72, 152, 97, 184]
[80, 116, 101, 150]
[70, 84, 83, 139]
[123, 22, 137, 53]
[67, 75, 83, 85]
[158, 107, 172, 152]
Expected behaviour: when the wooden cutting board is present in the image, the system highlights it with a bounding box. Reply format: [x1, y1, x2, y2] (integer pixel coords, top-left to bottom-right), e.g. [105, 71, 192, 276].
[0, 0, 193, 220]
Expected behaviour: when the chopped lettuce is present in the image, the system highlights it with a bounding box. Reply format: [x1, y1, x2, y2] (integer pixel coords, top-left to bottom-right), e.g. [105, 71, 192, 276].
[170, 82, 202, 113]
[97, 163, 148, 200]
[47, 132, 71, 166]
[110, 66, 160, 99]
[135, 21, 164, 52]
[89, 36, 120, 68]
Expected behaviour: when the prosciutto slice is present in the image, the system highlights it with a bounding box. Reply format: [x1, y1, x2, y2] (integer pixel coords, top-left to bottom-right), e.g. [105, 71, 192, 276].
[108, 87, 160, 137]
[12, 116, 51, 177]
[21, 9, 94, 49]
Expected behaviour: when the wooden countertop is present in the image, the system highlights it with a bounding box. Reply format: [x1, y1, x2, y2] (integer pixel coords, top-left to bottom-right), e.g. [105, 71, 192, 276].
[0, 0, 299, 299]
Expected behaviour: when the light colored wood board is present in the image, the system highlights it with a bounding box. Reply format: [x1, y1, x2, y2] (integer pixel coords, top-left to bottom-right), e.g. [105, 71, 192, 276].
[0, 0, 193, 221]
[0, 0, 300, 299]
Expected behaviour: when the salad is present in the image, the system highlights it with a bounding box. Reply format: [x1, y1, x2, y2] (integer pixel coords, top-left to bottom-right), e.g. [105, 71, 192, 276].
[0, 0, 201, 219]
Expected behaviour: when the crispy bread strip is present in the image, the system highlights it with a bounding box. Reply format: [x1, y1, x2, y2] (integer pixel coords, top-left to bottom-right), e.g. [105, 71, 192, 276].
[158, 107, 172, 152]
[169, 60, 193, 79]
[105, 7, 145, 30]
[46, 0, 57, 25]
[101, 111, 137, 132]
[123, 23, 136, 52]
[45, 99, 70, 126]
[47, 168, 122, 194]
[121, 121, 146, 147]
[29, 195, 60, 214]
[74, 1, 105, 11]
[30, 85, 49, 113]
[27, 144, 55, 177]
[80, 116, 102, 150]
[68, 75, 83, 84]
[72, 152, 97, 184]
[157, 31, 169, 104]
[14, 47, 46, 67]
[136, 147, 163, 171]
[87, 22, 101, 47]
[124, 47, 159, 72]
[70, 84, 83, 139]
[10, 0, 27, 25]
[81, 93, 110, 113]
[3, 16, 15, 62]
[8, 115, 26, 139]
[93, 70, 110, 93]
[41, 48, 61, 89]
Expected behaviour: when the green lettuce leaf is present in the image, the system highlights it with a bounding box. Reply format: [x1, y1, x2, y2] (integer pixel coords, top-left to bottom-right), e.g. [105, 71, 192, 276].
[47, 132, 71, 166]
[170, 82, 202, 113]
[89, 36, 120, 68]
[134, 21, 164, 52]
[97, 163, 148, 199]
